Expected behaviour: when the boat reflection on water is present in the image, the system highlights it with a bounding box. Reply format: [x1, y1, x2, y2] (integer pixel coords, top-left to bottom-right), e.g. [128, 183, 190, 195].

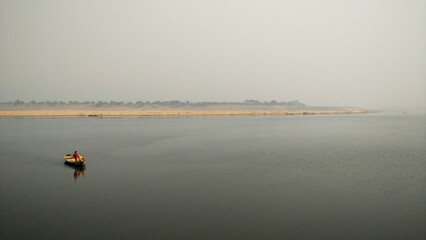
[64, 163, 86, 181]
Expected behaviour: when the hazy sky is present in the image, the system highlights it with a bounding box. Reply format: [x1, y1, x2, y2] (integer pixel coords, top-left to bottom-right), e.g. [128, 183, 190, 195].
[0, 0, 425, 109]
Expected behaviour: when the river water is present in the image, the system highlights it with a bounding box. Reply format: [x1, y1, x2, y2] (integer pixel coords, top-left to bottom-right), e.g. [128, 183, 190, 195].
[0, 113, 425, 239]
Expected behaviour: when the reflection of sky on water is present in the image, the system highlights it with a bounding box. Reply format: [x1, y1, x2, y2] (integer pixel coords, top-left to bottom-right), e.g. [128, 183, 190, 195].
[0, 114, 425, 240]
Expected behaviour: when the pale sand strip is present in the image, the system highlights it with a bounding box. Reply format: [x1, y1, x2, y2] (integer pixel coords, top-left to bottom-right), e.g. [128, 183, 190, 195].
[0, 108, 371, 117]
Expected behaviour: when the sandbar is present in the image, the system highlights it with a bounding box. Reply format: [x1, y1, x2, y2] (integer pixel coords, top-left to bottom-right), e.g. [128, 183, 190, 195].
[0, 105, 372, 118]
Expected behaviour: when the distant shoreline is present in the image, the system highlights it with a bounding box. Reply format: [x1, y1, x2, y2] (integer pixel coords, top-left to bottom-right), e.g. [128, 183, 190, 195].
[0, 105, 373, 118]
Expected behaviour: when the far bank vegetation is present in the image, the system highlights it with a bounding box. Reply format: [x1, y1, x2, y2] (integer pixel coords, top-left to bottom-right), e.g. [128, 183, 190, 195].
[3, 99, 307, 108]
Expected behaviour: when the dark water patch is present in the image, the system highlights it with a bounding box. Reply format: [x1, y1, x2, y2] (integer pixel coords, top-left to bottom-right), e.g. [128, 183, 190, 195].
[1, 114, 425, 240]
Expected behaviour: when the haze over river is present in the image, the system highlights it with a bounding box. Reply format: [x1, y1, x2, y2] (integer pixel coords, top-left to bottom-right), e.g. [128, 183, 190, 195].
[0, 113, 425, 240]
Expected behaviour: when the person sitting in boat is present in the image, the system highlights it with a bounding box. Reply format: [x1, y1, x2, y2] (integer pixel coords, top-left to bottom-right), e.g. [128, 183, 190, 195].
[73, 151, 79, 162]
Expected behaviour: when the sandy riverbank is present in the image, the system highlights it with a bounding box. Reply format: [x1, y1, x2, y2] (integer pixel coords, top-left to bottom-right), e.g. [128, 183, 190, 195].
[0, 105, 372, 117]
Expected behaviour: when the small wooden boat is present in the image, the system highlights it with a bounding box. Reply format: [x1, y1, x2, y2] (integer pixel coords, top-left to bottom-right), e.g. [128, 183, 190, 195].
[64, 154, 86, 166]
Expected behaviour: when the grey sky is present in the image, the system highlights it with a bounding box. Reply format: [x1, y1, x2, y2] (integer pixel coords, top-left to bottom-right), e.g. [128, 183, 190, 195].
[1, 0, 425, 109]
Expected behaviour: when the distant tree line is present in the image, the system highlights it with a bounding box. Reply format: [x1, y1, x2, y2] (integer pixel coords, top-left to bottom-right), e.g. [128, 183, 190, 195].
[2, 99, 307, 108]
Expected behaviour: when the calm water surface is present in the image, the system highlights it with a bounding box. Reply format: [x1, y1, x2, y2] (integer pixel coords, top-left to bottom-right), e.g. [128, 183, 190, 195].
[0, 114, 425, 240]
